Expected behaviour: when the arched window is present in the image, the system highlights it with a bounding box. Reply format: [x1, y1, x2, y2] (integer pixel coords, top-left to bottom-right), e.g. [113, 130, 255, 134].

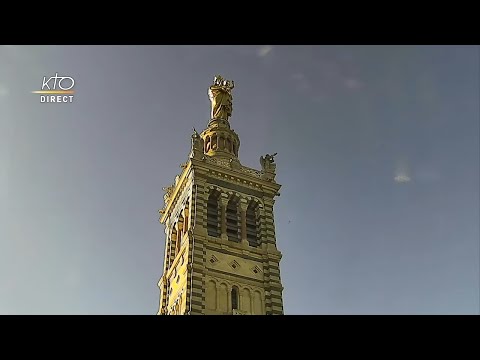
[170, 226, 177, 266]
[219, 136, 225, 150]
[207, 191, 220, 237]
[176, 215, 184, 255]
[226, 198, 240, 242]
[205, 136, 211, 152]
[212, 134, 218, 150]
[226, 138, 232, 153]
[246, 202, 259, 246]
[183, 201, 190, 234]
[231, 286, 239, 310]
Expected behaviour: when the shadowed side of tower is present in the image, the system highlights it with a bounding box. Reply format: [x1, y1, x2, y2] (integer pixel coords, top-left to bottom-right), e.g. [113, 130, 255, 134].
[157, 76, 284, 315]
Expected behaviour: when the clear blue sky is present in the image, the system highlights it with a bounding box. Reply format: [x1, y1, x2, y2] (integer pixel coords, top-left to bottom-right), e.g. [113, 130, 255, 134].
[0, 45, 478, 314]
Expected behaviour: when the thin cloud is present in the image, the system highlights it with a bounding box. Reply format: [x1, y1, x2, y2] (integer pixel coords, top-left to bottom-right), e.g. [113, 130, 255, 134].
[288, 64, 364, 101]
[394, 157, 411, 183]
[394, 174, 411, 183]
[257, 45, 273, 57]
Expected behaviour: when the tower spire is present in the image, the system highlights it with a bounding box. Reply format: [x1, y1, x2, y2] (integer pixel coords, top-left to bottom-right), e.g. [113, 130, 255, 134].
[157, 76, 284, 315]
[201, 75, 240, 160]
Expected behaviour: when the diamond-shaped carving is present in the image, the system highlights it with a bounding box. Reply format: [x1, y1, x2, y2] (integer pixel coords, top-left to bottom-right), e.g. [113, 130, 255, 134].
[251, 265, 262, 275]
[229, 260, 240, 270]
[209, 255, 218, 264]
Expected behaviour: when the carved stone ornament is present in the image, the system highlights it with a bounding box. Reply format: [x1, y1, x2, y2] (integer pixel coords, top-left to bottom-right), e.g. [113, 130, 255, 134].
[190, 127, 204, 159]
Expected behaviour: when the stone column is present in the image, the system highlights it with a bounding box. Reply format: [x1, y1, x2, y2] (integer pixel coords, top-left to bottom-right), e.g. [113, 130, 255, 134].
[215, 283, 220, 312]
[239, 198, 249, 246]
[258, 203, 266, 247]
[227, 285, 232, 313]
[163, 226, 170, 272]
[220, 193, 229, 241]
[170, 230, 177, 266]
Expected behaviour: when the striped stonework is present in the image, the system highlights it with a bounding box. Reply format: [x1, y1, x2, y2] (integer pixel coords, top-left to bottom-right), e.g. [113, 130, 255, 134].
[157, 157, 283, 315]
[189, 178, 209, 315]
[157, 277, 167, 315]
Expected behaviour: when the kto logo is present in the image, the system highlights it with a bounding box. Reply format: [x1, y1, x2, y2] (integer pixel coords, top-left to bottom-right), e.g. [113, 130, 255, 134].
[32, 73, 75, 103]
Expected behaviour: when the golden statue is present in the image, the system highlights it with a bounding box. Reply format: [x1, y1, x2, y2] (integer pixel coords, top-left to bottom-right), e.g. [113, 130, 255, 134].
[208, 75, 234, 121]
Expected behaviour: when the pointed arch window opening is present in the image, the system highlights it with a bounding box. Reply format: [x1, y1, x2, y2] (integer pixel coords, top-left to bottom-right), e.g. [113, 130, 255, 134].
[205, 135, 211, 152]
[176, 216, 184, 256]
[207, 191, 221, 237]
[212, 134, 218, 150]
[169, 226, 178, 267]
[226, 198, 240, 242]
[182, 200, 190, 244]
[246, 202, 259, 247]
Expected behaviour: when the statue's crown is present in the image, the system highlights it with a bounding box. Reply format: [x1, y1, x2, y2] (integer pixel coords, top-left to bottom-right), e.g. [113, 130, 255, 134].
[212, 75, 234, 90]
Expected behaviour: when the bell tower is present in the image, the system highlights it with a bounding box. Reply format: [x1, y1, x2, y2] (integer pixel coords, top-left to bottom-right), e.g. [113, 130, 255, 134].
[157, 75, 284, 315]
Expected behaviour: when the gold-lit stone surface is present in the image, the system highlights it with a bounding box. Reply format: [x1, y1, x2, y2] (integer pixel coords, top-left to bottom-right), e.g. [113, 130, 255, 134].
[157, 76, 283, 315]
